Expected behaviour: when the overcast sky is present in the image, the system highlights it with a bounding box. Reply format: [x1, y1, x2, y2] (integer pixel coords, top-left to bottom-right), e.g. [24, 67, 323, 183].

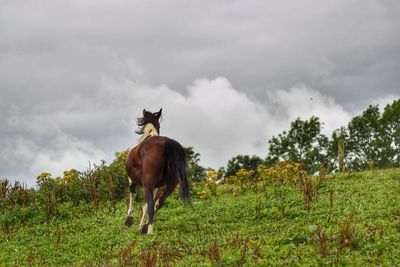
[1, 0, 399, 186]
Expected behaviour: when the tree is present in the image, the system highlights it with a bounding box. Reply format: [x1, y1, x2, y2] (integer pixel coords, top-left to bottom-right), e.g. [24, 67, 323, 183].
[184, 147, 205, 182]
[266, 116, 330, 174]
[380, 99, 400, 167]
[225, 155, 263, 178]
[346, 105, 381, 169]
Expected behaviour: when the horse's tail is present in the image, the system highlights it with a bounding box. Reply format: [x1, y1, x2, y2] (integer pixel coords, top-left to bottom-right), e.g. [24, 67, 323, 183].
[164, 139, 191, 206]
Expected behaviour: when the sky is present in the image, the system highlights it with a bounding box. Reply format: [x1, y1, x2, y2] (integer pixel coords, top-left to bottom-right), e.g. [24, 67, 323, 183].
[1, 0, 399, 186]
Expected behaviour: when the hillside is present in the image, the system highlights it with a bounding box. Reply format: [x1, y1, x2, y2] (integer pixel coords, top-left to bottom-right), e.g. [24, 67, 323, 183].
[1, 169, 400, 266]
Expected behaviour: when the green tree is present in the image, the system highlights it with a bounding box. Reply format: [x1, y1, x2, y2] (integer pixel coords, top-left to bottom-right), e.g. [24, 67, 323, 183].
[107, 150, 129, 199]
[380, 99, 400, 167]
[266, 116, 330, 174]
[184, 147, 205, 182]
[225, 155, 263, 177]
[346, 105, 381, 169]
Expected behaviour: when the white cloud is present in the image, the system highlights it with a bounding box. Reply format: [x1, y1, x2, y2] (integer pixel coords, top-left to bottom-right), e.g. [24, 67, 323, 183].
[99, 77, 355, 169]
[2, 74, 397, 187]
[267, 84, 353, 135]
[160, 77, 272, 168]
[2, 113, 105, 186]
[100, 77, 273, 168]
[29, 135, 105, 181]
[370, 94, 400, 113]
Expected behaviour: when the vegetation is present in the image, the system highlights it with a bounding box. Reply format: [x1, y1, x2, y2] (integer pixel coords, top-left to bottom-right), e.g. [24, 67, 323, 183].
[266, 99, 400, 173]
[266, 116, 330, 174]
[184, 147, 205, 182]
[225, 155, 263, 178]
[1, 166, 400, 266]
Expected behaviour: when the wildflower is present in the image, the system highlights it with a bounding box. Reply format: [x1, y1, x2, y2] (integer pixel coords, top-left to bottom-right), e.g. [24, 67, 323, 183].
[63, 169, 78, 183]
[36, 172, 52, 186]
[205, 171, 218, 197]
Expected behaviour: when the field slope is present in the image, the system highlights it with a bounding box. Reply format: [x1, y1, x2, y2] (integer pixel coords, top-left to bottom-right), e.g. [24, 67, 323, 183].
[1, 169, 400, 266]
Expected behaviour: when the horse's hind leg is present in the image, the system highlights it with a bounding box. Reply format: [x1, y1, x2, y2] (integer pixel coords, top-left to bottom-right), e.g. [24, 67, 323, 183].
[125, 179, 136, 227]
[139, 188, 158, 233]
[139, 187, 157, 235]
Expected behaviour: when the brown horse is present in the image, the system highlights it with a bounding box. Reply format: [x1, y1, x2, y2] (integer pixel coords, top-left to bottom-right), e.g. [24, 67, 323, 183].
[125, 108, 191, 234]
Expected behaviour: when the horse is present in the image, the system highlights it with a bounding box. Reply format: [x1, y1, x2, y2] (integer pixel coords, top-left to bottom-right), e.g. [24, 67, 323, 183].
[125, 108, 191, 234]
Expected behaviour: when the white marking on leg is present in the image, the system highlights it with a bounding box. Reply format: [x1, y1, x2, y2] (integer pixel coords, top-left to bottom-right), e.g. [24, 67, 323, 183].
[154, 199, 160, 211]
[127, 178, 135, 217]
[153, 188, 158, 201]
[139, 203, 147, 230]
[127, 192, 135, 216]
[148, 188, 158, 234]
[147, 223, 154, 234]
[139, 188, 158, 229]
[152, 188, 159, 212]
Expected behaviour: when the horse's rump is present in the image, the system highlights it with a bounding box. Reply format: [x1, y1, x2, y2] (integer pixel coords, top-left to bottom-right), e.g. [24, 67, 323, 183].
[126, 136, 165, 186]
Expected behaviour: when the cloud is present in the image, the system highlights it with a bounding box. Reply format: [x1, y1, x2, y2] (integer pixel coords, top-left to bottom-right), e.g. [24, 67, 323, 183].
[2, 74, 399, 187]
[159, 78, 272, 167]
[1, 0, 399, 107]
[370, 94, 400, 113]
[266, 84, 353, 135]
[1, 111, 105, 186]
[67, 77, 357, 170]
[100, 77, 273, 168]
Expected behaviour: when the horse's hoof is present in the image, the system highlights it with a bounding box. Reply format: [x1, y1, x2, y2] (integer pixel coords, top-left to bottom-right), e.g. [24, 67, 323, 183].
[140, 224, 148, 235]
[125, 216, 134, 227]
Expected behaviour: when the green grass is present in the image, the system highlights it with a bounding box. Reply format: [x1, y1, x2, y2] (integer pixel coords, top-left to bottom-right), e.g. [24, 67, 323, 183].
[1, 169, 400, 266]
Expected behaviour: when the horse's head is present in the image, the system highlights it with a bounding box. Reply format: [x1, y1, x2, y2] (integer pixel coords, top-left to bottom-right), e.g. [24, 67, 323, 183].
[136, 108, 162, 135]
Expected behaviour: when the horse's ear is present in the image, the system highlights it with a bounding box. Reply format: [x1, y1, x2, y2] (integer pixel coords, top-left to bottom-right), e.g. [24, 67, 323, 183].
[143, 109, 147, 116]
[155, 108, 162, 119]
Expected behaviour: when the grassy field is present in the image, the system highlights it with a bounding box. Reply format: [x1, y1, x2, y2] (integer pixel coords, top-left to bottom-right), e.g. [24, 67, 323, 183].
[1, 169, 400, 266]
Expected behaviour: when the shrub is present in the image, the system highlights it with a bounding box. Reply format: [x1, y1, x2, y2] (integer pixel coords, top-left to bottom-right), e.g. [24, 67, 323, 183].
[338, 212, 356, 249]
[258, 162, 300, 185]
[205, 170, 219, 197]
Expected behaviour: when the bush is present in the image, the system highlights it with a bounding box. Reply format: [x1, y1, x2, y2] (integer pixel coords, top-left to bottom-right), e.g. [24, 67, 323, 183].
[0, 204, 44, 233]
[225, 168, 255, 196]
[0, 179, 31, 210]
[205, 170, 219, 197]
[258, 162, 300, 185]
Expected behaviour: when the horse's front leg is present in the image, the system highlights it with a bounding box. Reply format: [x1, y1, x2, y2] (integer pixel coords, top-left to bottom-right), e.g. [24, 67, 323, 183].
[125, 179, 136, 227]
